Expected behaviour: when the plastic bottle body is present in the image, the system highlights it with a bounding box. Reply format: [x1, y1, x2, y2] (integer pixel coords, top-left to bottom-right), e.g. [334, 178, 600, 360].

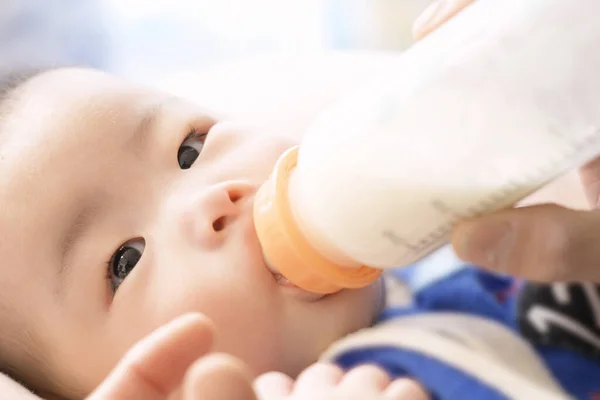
[288, 0, 600, 269]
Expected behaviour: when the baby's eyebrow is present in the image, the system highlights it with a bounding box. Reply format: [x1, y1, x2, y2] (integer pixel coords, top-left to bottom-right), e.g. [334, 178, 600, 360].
[128, 98, 177, 156]
[57, 203, 98, 295]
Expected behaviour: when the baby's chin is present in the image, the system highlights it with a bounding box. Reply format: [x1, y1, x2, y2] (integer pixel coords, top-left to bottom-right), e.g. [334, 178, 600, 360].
[340, 278, 385, 326]
[317, 278, 384, 332]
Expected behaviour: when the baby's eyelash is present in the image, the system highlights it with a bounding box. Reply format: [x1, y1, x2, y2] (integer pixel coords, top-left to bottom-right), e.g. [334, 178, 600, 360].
[105, 257, 116, 292]
[186, 126, 208, 141]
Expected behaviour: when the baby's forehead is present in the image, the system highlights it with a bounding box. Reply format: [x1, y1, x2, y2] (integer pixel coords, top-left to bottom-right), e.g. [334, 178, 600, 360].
[14, 68, 155, 132]
[1, 68, 167, 168]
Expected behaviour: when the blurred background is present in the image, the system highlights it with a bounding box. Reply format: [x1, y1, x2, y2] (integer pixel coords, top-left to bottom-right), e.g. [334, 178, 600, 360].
[0, 0, 431, 87]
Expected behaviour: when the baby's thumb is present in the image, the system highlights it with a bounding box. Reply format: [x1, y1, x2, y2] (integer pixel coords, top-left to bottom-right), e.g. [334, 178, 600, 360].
[451, 204, 600, 283]
[88, 313, 215, 400]
[413, 0, 476, 40]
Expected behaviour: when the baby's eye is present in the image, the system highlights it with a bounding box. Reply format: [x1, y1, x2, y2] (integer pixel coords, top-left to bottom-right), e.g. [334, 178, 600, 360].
[108, 239, 145, 292]
[178, 130, 207, 170]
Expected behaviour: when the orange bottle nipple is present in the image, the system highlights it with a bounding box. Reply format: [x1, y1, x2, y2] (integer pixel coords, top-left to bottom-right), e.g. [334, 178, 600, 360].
[253, 146, 382, 294]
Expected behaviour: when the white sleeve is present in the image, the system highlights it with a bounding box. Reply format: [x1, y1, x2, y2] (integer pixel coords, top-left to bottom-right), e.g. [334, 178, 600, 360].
[320, 312, 572, 400]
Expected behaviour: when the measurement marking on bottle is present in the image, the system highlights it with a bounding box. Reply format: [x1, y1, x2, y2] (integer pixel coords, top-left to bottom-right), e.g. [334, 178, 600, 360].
[431, 199, 453, 214]
[376, 125, 600, 265]
[382, 230, 418, 252]
[409, 130, 600, 255]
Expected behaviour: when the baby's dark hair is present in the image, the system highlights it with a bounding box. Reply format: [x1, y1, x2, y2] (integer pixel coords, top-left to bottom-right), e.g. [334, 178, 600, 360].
[0, 68, 49, 126]
[0, 69, 37, 97]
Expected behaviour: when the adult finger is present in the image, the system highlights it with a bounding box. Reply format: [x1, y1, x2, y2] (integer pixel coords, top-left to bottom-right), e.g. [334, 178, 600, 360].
[451, 204, 600, 282]
[88, 313, 215, 400]
[413, 0, 477, 40]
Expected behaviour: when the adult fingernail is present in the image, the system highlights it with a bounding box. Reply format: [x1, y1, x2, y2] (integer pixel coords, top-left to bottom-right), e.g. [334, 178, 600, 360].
[452, 219, 514, 270]
[584, 182, 600, 209]
[413, 1, 450, 40]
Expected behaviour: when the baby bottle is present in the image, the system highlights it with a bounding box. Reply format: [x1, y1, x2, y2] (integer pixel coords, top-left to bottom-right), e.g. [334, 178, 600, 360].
[254, 0, 600, 294]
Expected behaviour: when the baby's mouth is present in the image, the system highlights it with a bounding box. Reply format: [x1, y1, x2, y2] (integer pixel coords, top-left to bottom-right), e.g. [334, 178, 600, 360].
[271, 271, 296, 287]
[263, 257, 297, 288]
[262, 253, 327, 301]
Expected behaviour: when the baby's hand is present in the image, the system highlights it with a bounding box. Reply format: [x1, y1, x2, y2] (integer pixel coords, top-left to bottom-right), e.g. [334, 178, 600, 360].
[87, 313, 256, 400]
[254, 363, 429, 400]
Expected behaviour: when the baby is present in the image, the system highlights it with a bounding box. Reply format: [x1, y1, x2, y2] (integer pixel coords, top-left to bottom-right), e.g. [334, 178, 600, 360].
[0, 64, 425, 399]
[1, 59, 600, 400]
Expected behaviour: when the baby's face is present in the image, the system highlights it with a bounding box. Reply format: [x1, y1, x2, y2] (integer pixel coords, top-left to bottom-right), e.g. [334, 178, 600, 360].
[0, 68, 381, 397]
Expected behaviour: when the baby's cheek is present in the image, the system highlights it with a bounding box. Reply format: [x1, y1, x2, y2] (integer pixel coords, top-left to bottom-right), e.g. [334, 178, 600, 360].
[208, 291, 285, 374]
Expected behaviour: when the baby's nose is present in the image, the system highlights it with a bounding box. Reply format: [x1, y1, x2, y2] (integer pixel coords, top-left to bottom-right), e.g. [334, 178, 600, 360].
[181, 181, 254, 250]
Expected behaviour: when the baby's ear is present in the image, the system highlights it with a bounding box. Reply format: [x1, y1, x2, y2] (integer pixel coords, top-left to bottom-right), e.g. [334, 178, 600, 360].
[87, 313, 214, 400]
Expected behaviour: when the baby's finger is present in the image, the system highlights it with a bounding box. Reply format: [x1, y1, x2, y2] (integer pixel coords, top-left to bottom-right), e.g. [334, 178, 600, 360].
[384, 379, 430, 400]
[413, 0, 476, 40]
[293, 363, 343, 396]
[88, 313, 214, 400]
[338, 365, 391, 397]
[181, 353, 256, 400]
[254, 371, 294, 400]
